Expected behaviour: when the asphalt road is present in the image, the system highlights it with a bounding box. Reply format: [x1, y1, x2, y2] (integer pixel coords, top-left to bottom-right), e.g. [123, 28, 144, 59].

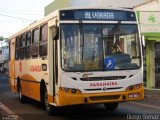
[0, 75, 160, 120]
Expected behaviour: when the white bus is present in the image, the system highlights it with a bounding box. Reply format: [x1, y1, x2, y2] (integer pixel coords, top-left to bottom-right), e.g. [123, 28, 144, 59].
[9, 8, 144, 114]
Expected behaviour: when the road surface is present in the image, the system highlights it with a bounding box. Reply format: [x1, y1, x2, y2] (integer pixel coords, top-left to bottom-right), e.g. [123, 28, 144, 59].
[0, 75, 160, 120]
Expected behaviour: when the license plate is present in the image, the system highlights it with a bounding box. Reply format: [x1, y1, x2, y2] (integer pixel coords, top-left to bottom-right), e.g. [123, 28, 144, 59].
[128, 93, 140, 98]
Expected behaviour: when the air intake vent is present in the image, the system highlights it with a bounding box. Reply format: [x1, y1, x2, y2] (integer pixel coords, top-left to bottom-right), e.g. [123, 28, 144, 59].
[80, 76, 126, 81]
[84, 87, 123, 91]
[90, 95, 120, 101]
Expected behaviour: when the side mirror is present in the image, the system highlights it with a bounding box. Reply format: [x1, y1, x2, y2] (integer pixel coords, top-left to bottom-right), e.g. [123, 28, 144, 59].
[141, 35, 145, 56]
[141, 35, 145, 47]
[52, 26, 59, 40]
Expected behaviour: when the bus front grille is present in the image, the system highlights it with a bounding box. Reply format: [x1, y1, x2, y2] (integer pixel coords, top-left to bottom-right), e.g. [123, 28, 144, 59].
[89, 95, 120, 101]
[80, 76, 126, 81]
[84, 87, 123, 91]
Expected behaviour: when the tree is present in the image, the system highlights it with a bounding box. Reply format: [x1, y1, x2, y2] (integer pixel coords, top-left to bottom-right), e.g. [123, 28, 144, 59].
[0, 36, 9, 48]
[0, 36, 8, 41]
[0, 36, 4, 41]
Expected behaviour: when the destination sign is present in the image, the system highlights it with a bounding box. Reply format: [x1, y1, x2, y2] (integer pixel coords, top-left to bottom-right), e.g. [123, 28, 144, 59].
[79, 11, 114, 20]
[60, 9, 136, 21]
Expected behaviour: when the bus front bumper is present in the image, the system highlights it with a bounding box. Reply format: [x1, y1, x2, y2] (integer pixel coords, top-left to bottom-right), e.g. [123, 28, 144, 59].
[58, 85, 144, 107]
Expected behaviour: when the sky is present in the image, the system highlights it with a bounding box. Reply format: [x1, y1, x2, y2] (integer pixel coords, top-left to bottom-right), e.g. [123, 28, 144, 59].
[0, 0, 54, 38]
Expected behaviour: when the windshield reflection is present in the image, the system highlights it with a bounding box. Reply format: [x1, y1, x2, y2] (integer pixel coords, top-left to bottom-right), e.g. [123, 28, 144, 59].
[61, 24, 141, 71]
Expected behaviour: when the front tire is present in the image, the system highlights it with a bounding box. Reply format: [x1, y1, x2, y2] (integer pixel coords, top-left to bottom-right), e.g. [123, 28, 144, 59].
[44, 89, 59, 115]
[18, 82, 26, 103]
[104, 102, 119, 111]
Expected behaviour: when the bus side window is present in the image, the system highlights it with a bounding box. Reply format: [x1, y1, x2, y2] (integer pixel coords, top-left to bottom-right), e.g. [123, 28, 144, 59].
[39, 24, 48, 57]
[19, 34, 25, 59]
[15, 37, 19, 60]
[32, 28, 39, 58]
[25, 32, 31, 58]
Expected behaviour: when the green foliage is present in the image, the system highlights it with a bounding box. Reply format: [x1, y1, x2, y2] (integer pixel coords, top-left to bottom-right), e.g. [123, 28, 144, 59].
[0, 36, 9, 48]
[0, 36, 8, 41]
[0, 36, 4, 41]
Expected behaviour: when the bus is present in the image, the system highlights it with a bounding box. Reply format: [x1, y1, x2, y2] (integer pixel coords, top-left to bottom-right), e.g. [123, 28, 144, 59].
[9, 8, 144, 114]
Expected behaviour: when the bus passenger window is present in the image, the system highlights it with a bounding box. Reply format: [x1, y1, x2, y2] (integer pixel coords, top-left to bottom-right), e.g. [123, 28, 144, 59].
[40, 24, 48, 57]
[25, 32, 31, 58]
[32, 28, 39, 58]
[15, 37, 19, 59]
[19, 34, 25, 59]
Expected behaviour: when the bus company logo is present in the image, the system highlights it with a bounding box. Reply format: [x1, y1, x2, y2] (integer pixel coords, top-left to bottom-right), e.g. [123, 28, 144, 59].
[90, 82, 118, 87]
[29, 65, 41, 72]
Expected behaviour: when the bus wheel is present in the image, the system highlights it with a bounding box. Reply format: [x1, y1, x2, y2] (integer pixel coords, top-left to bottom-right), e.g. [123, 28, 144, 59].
[18, 83, 26, 103]
[44, 89, 59, 115]
[104, 102, 119, 111]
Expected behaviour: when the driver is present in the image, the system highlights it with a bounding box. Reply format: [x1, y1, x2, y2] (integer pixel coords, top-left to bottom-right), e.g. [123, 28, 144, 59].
[112, 44, 123, 53]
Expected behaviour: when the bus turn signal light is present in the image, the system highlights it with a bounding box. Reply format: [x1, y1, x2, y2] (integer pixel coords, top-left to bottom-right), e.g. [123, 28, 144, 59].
[126, 84, 142, 91]
[61, 87, 82, 94]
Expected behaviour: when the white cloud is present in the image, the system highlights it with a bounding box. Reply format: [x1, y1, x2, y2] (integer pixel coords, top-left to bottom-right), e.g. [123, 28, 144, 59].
[0, 0, 53, 38]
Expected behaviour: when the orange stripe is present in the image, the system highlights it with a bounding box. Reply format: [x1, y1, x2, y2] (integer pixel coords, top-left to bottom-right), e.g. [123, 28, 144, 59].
[19, 74, 41, 101]
[20, 74, 36, 81]
[48, 95, 53, 103]
[21, 80, 40, 101]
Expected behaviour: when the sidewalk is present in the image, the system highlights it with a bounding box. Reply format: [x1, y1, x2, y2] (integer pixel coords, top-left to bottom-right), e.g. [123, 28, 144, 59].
[0, 102, 9, 120]
[144, 88, 160, 100]
[0, 102, 20, 120]
[133, 88, 160, 108]
[0, 74, 9, 114]
[0, 104, 6, 114]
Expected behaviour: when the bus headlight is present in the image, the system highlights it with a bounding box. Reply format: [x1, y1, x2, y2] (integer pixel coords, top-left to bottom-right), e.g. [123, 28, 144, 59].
[64, 88, 70, 92]
[61, 87, 82, 94]
[134, 84, 141, 89]
[129, 86, 134, 91]
[126, 84, 142, 91]
[71, 89, 77, 94]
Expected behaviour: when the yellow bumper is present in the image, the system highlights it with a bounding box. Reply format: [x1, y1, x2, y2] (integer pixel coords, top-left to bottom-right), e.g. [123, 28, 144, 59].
[58, 86, 144, 107]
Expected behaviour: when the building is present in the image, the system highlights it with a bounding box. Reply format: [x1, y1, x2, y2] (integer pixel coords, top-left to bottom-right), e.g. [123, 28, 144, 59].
[45, 0, 147, 16]
[134, 0, 160, 88]
[45, 0, 159, 88]
[0, 41, 9, 74]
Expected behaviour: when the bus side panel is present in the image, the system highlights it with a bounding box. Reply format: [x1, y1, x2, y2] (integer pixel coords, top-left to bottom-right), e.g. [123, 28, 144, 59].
[9, 38, 17, 92]
[14, 59, 48, 101]
[21, 80, 40, 101]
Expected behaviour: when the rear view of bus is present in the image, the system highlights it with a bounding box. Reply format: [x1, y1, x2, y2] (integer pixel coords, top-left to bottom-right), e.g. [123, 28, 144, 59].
[58, 8, 144, 111]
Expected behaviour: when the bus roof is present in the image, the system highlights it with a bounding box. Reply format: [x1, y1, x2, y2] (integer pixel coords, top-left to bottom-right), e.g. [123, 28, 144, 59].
[9, 7, 134, 40]
[9, 9, 59, 40]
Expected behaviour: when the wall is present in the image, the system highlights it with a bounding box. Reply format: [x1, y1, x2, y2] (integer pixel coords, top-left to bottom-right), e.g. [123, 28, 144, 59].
[45, 0, 147, 16]
[134, 0, 160, 88]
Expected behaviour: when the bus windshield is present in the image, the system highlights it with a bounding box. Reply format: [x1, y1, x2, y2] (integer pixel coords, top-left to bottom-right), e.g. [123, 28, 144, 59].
[61, 24, 141, 71]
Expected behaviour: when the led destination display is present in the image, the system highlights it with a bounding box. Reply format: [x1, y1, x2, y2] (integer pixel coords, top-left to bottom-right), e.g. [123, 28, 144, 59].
[60, 9, 136, 21]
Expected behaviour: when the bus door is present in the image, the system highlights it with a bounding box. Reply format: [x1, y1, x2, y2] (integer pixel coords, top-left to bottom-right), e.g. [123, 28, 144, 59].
[9, 39, 16, 92]
[52, 26, 58, 96]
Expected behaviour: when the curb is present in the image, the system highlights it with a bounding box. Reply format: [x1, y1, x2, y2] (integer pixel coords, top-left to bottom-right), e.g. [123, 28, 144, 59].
[144, 89, 160, 100]
[0, 102, 22, 120]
